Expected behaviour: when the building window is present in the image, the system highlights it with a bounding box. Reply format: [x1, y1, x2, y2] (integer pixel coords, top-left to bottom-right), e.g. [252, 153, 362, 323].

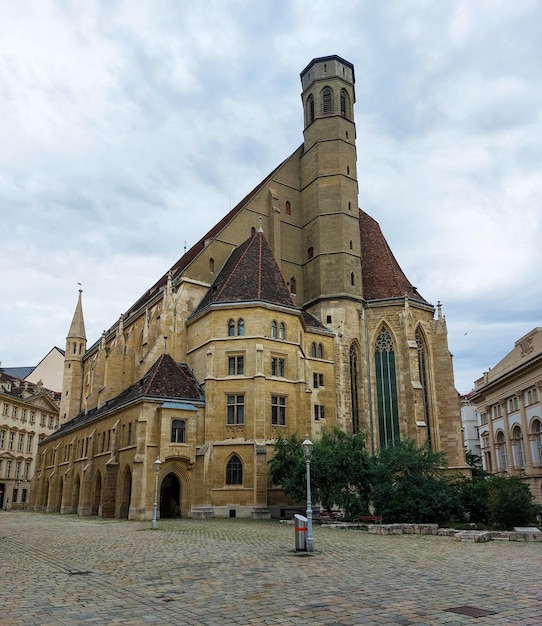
[6, 460, 12, 478]
[171, 419, 186, 443]
[416, 328, 432, 447]
[526, 388, 539, 405]
[237, 319, 245, 336]
[311, 342, 317, 358]
[340, 89, 349, 118]
[271, 320, 277, 338]
[350, 272, 355, 286]
[307, 246, 314, 259]
[271, 357, 285, 377]
[226, 454, 243, 485]
[17, 434, 24, 452]
[15, 461, 21, 480]
[279, 322, 285, 340]
[271, 395, 286, 426]
[227, 395, 245, 425]
[127, 422, 133, 446]
[497, 431, 507, 470]
[535, 421, 542, 465]
[322, 87, 333, 115]
[8, 432, 14, 450]
[2, 403, 8, 416]
[314, 405, 325, 421]
[40, 413, 46, 427]
[307, 94, 315, 124]
[26, 435, 33, 453]
[317, 343, 324, 359]
[209, 257, 214, 273]
[313, 373, 324, 388]
[11, 406, 17, 418]
[513, 426, 525, 468]
[24, 462, 30, 481]
[228, 319, 235, 336]
[290, 277, 296, 294]
[350, 345, 360, 434]
[375, 326, 400, 447]
[12, 489, 18, 503]
[228, 355, 244, 375]
[285, 200, 291, 215]
[29, 411, 35, 424]
[492, 404, 503, 419]
[21, 409, 27, 422]
[507, 396, 519, 413]
[0, 430, 5, 448]
[21, 489, 27, 503]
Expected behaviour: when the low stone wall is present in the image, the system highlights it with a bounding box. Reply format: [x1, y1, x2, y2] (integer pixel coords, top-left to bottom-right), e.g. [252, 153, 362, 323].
[364, 523, 542, 543]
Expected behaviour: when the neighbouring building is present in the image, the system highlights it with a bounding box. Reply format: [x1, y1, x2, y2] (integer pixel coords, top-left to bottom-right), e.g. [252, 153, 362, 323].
[472, 327, 542, 503]
[0, 371, 60, 509]
[460, 391, 482, 462]
[2, 346, 65, 393]
[30, 55, 466, 520]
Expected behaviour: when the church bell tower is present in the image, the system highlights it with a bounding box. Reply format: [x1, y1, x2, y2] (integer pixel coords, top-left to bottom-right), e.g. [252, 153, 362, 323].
[299, 56, 362, 308]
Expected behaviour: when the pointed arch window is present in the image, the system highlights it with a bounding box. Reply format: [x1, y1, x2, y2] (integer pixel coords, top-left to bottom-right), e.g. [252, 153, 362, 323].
[285, 200, 291, 215]
[322, 87, 333, 115]
[415, 328, 432, 447]
[271, 320, 277, 338]
[350, 345, 360, 434]
[228, 319, 235, 336]
[226, 454, 243, 485]
[279, 322, 285, 340]
[209, 258, 215, 273]
[311, 342, 317, 358]
[340, 89, 349, 118]
[237, 319, 245, 336]
[375, 326, 400, 447]
[307, 94, 315, 124]
[317, 343, 324, 359]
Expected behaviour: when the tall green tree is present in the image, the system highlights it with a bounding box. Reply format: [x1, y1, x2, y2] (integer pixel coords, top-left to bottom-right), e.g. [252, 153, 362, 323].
[370, 439, 456, 523]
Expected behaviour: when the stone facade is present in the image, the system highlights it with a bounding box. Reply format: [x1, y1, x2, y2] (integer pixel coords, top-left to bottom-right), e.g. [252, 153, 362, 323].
[472, 327, 542, 503]
[0, 371, 60, 509]
[30, 55, 466, 520]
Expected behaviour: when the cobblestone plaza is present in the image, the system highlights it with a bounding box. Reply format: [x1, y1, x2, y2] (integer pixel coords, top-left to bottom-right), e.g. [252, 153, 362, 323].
[1, 512, 541, 625]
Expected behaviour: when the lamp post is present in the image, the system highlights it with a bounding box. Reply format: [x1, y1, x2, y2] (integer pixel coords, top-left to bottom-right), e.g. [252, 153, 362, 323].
[302, 435, 314, 553]
[151, 456, 162, 530]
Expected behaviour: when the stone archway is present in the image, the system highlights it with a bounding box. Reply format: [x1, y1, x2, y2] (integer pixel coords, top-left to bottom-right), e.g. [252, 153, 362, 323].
[160, 473, 181, 518]
[73, 475, 81, 514]
[119, 467, 132, 519]
[92, 472, 102, 516]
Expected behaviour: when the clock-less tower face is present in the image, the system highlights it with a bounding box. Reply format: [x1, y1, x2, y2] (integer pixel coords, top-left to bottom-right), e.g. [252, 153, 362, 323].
[299, 56, 362, 308]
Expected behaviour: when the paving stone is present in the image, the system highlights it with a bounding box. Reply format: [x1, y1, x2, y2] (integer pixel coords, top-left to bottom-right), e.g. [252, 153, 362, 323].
[1, 511, 542, 625]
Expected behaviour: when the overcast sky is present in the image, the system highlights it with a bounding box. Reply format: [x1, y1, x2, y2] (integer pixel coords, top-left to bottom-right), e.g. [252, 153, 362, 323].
[1, 0, 541, 394]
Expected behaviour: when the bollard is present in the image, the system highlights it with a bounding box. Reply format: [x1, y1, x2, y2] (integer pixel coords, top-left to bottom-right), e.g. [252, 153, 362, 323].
[294, 513, 308, 551]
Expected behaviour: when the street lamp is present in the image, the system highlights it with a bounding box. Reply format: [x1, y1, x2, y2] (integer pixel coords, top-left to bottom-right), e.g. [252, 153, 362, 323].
[302, 435, 314, 553]
[151, 456, 162, 530]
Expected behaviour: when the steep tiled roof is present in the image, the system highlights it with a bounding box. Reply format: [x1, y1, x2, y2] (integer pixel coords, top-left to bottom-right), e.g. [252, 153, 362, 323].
[194, 230, 295, 313]
[359, 209, 428, 304]
[45, 354, 203, 441]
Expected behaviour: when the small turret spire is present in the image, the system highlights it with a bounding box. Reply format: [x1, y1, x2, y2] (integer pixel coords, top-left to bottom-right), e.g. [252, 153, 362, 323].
[68, 289, 86, 342]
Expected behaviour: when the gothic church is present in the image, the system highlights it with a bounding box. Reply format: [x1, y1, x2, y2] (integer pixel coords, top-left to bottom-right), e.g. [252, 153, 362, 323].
[31, 56, 466, 520]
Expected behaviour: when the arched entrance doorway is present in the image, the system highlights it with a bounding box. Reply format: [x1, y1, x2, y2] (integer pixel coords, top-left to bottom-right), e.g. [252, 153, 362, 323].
[160, 473, 181, 518]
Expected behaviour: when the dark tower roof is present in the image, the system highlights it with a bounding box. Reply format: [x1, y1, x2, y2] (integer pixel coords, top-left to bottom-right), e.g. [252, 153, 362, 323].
[359, 209, 428, 304]
[195, 229, 295, 314]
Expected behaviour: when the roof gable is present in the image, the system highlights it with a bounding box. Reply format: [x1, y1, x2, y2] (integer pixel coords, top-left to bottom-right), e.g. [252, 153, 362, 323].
[194, 230, 295, 313]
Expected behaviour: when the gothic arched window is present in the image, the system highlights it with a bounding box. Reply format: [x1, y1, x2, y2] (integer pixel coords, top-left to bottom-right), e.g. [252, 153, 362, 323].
[375, 326, 400, 447]
[307, 94, 315, 124]
[226, 454, 243, 485]
[227, 319, 235, 336]
[290, 277, 296, 294]
[513, 425, 525, 468]
[279, 322, 285, 340]
[340, 88, 349, 118]
[415, 328, 432, 447]
[271, 320, 277, 338]
[322, 87, 333, 115]
[237, 319, 245, 336]
[350, 345, 360, 434]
